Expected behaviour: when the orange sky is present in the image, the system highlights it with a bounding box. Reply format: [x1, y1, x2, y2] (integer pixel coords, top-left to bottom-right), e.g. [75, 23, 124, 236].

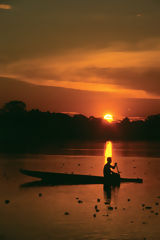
[0, 0, 160, 118]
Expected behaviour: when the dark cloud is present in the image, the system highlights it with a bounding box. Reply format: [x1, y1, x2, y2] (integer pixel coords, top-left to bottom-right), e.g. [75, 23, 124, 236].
[1, 0, 160, 61]
[81, 67, 160, 95]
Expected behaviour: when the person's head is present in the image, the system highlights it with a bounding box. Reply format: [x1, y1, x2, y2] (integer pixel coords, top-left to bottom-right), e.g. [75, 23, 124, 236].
[107, 157, 112, 163]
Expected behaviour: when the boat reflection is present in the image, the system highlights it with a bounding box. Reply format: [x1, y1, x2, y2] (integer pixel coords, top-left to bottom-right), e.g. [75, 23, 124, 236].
[20, 180, 105, 188]
[20, 180, 56, 188]
[103, 183, 120, 204]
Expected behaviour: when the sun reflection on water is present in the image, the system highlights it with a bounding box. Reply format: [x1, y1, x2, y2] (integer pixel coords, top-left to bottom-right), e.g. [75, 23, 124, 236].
[104, 141, 112, 164]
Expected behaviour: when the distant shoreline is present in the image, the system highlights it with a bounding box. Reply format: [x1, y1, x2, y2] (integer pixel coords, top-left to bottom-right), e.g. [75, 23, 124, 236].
[0, 101, 160, 154]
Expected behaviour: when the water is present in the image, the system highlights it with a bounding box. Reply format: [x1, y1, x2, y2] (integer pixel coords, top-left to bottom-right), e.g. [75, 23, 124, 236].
[1, 141, 160, 240]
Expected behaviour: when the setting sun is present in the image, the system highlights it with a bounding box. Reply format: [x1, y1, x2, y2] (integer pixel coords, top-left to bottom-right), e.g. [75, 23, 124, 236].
[104, 114, 113, 123]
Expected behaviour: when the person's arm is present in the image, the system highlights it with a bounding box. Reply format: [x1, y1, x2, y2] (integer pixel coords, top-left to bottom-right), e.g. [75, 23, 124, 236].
[110, 163, 117, 169]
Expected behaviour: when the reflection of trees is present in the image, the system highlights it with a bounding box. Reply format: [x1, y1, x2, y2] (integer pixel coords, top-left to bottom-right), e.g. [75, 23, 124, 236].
[0, 154, 26, 180]
[0, 101, 160, 152]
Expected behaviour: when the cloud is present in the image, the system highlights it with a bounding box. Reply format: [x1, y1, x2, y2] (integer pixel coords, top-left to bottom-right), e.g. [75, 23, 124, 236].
[0, 4, 12, 10]
[1, 0, 160, 62]
[80, 67, 160, 96]
[1, 47, 160, 99]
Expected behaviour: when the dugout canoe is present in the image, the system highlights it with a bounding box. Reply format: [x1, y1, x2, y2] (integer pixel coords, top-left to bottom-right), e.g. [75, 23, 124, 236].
[20, 169, 143, 185]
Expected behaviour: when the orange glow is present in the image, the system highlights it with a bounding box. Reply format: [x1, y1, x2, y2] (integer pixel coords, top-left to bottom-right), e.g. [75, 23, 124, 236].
[105, 141, 112, 164]
[6, 49, 160, 100]
[104, 114, 113, 123]
[0, 4, 12, 9]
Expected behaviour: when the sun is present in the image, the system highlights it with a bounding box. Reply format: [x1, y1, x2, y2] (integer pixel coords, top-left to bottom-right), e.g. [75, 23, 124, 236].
[104, 114, 113, 123]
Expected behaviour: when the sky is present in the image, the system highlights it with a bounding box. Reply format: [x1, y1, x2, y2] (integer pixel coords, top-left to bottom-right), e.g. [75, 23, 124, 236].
[0, 0, 160, 119]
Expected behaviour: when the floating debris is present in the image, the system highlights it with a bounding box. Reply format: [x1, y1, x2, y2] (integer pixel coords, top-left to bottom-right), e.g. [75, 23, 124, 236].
[5, 200, 10, 204]
[93, 214, 96, 218]
[64, 212, 69, 215]
[38, 193, 42, 197]
[155, 212, 159, 215]
[108, 206, 113, 210]
[145, 206, 152, 210]
[155, 202, 159, 206]
[97, 198, 100, 202]
[128, 198, 131, 202]
[78, 200, 83, 204]
[142, 204, 145, 207]
[95, 205, 98, 210]
[104, 202, 109, 205]
[96, 209, 100, 212]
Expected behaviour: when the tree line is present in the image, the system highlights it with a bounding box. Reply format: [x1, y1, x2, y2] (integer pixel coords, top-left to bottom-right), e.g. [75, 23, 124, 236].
[0, 101, 159, 152]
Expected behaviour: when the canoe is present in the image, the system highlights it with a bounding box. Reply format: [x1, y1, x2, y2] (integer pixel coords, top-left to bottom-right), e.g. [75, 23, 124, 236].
[20, 169, 143, 185]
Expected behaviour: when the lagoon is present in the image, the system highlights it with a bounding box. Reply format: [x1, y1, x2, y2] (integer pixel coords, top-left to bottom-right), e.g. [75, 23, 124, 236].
[0, 141, 160, 240]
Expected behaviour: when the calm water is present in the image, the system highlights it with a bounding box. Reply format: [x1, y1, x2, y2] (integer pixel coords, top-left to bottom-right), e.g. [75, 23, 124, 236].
[1, 141, 160, 240]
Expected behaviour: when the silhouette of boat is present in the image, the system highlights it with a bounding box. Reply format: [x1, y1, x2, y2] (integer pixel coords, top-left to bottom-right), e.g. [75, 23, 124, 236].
[20, 169, 143, 185]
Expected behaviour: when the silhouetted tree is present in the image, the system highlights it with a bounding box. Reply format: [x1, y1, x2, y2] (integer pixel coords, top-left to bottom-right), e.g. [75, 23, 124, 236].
[0, 100, 160, 153]
[2, 100, 26, 113]
[121, 117, 130, 125]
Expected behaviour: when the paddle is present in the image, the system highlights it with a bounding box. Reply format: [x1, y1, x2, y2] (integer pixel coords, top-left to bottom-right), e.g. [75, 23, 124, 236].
[115, 163, 120, 174]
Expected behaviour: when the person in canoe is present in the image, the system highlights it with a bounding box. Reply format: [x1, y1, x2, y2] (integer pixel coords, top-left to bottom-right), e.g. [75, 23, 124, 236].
[103, 157, 118, 177]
